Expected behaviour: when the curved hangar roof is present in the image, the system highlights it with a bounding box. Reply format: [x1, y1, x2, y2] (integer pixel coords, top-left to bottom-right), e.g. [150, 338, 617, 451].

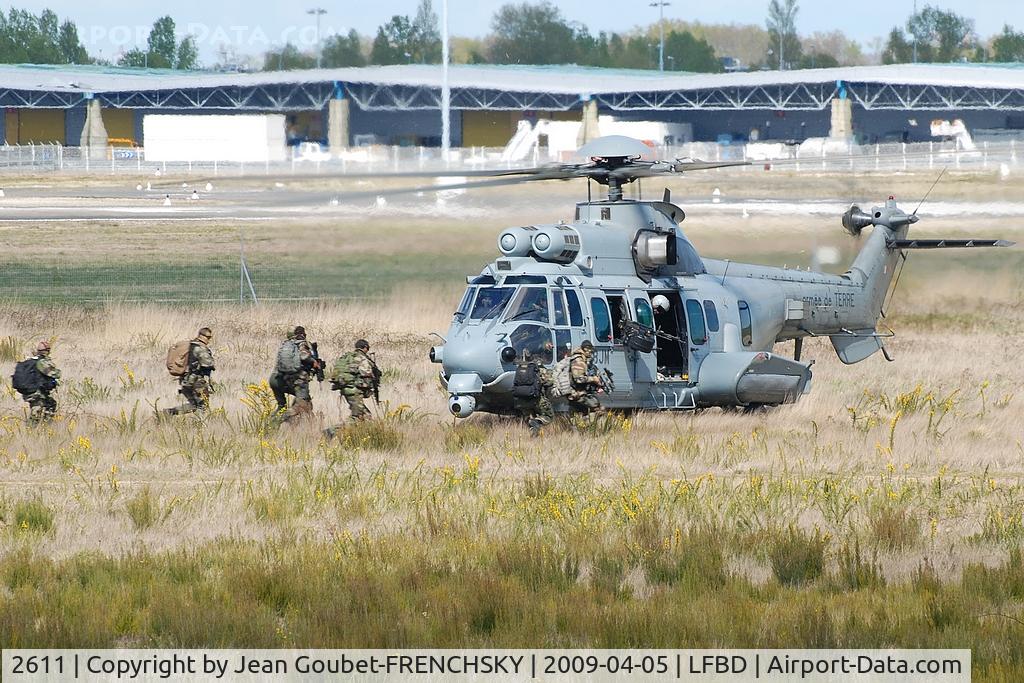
[2, 62, 1023, 111]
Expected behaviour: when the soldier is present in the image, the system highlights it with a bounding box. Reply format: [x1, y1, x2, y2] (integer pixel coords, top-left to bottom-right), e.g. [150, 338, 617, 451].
[567, 340, 605, 416]
[268, 325, 320, 423]
[512, 349, 554, 437]
[163, 327, 215, 416]
[12, 341, 61, 425]
[324, 339, 379, 438]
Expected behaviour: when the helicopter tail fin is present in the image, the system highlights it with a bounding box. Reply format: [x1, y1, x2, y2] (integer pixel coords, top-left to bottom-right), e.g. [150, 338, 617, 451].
[842, 213, 908, 325]
[833, 199, 1012, 365]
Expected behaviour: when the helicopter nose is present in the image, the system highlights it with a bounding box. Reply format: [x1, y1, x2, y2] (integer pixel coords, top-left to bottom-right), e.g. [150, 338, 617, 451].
[442, 337, 502, 383]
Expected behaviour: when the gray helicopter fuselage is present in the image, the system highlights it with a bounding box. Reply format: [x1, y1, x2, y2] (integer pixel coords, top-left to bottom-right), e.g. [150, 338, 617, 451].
[433, 198, 908, 417]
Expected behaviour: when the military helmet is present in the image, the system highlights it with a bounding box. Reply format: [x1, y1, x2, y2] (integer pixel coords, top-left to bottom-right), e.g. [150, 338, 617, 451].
[293, 325, 306, 339]
[580, 340, 594, 351]
[35, 340, 51, 354]
[196, 327, 213, 342]
[355, 339, 370, 351]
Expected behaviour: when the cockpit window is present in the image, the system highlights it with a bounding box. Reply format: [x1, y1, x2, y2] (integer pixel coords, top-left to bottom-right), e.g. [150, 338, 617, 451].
[470, 274, 496, 285]
[505, 287, 549, 324]
[635, 298, 654, 328]
[510, 324, 554, 364]
[456, 287, 475, 317]
[470, 287, 515, 320]
[504, 275, 546, 284]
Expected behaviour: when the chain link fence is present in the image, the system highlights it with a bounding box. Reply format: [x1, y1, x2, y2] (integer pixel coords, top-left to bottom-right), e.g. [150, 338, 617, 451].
[1, 140, 1022, 176]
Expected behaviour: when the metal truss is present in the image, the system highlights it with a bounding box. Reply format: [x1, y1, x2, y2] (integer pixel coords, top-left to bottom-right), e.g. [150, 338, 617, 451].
[597, 83, 839, 111]
[847, 83, 1024, 110]
[97, 83, 335, 111]
[0, 89, 83, 108]
[6, 78, 1024, 114]
[344, 83, 579, 111]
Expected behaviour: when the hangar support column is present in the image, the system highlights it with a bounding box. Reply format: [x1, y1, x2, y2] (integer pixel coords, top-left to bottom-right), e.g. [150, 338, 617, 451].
[80, 97, 108, 160]
[327, 82, 349, 153]
[577, 97, 600, 147]
[829, 81, 853, 140]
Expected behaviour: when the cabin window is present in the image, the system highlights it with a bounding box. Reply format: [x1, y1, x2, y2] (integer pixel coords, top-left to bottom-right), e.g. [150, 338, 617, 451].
[685, 299, 707, 345]
[703, 300, 720, 332]
[555, 329, 572, 360]
[590, 298, 612, 343]
[470, 287, 515, 320]
[552, 290, 568, 326]
[634, 298, 654, 328]
[607, 294, 630, 341]
[510, 324, 554, 364]
[505, 287, 549, 323]
[738, 300, 753, 346]
[566, 290, 584, 327]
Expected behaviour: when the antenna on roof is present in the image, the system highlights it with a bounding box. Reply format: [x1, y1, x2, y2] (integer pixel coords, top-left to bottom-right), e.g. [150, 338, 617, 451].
[913, 167, 946, 217]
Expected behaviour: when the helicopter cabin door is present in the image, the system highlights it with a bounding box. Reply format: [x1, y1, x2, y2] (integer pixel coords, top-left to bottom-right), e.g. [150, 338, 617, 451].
[683, 297, 710, 381]
[628, 291, 657, 384]
[588, 292, 630, 400]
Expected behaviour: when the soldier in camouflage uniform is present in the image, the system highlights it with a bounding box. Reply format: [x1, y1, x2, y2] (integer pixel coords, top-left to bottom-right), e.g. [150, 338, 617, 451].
[164, 327, 215, 416]
[567, 340, 605, 416]
[513, 349, 554, 437]
[324, 339, 378, 438]
[269, 326, 319, 423]
[25, 341, 61, 425]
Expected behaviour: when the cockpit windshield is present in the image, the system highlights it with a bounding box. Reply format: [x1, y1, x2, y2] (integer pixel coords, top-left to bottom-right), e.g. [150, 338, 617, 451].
[455, 287, 475, 318]
[469, 287, 515, 320]
[504, 287, 549, 324]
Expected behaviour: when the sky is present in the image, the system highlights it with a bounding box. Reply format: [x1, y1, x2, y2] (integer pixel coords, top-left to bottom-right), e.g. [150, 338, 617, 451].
[11, 0, 1024, 64]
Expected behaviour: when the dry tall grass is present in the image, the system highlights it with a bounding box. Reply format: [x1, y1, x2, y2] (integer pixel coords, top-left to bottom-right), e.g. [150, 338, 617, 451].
[0, 172, 1022, 664]
[0, 267, 1020, 579]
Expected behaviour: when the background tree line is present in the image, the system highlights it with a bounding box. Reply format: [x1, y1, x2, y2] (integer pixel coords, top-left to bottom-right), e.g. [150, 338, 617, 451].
[0, 2, 1022, 72]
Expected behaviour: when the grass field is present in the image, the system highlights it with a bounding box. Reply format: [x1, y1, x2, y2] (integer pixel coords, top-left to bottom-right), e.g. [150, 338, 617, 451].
[0, 170, 1023, 678]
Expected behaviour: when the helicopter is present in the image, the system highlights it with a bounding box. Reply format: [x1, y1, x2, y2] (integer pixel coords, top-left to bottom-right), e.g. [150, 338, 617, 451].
[420, 135, 1014, 418]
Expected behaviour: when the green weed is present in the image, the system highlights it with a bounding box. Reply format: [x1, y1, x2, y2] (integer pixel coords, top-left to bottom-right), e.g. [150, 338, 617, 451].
[769, 526, 827, 586]
[11, 499, 54, 535]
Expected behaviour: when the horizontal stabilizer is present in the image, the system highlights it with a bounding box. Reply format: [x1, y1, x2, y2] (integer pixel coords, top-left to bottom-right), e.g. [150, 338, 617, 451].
[831, 329, 882, 365]
[887, 238, 1015, 249]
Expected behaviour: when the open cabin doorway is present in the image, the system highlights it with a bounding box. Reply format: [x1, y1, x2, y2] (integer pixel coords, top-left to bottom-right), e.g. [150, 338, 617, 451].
[650, 291, 688, 380]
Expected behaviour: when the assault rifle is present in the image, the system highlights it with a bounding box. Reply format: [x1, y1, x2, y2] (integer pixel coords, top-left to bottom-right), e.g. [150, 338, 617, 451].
[310, 342, 326, 383]
[587, 364, 615, 393]
[369, 353, 383, 405]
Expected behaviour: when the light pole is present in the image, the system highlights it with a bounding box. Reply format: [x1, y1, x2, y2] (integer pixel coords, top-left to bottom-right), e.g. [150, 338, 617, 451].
[649, 1, 670, 72]
[307, 7, 326, 68]
[911, 0, 918, 63]
[441, 0, 451, 156]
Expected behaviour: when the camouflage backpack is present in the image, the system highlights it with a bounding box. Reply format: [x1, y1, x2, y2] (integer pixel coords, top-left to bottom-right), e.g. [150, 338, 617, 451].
[166, 340, 192, 377]
[329, 352, 361, 389]
[275, 339, 302, 375]
[549, 356, 573, 398]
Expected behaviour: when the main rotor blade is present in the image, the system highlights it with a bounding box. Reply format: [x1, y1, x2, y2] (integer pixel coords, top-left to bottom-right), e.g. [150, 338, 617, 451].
[148, 163, 595, 190]
[610, 160, 751, 179]
[269, 171, 577, 205]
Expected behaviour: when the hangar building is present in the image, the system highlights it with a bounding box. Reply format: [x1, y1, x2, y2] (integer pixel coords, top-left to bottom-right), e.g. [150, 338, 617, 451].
[1, 62, 1023, 149]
